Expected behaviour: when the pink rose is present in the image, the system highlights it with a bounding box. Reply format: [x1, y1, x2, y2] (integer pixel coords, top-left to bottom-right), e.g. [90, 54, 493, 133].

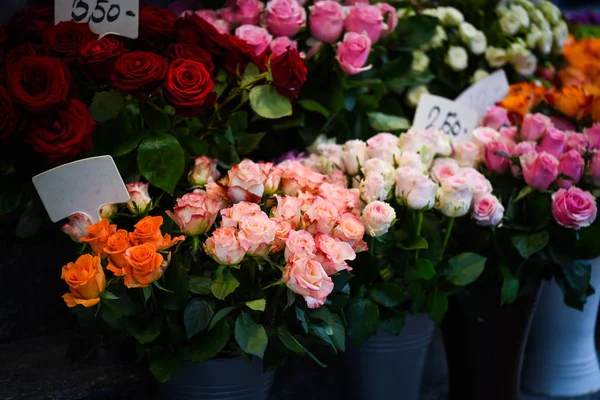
[265, 0, 307, 37]
[511, 141, 537, 178]
[361, 157, 395, 178]
[344, 4, 384, 43]
[472, 194, 505, 227]
[327, 169, 349, 188]
[227, 159, 268, 203]
[589, 152, 600, 186]
[394, 166, 437, 210]
[435, 175, 473, 217]
[195, 9, 218, 22]
[333, 212, 368, 251]
[280, 161, 326, 195]
[269, 36, 298, 56]
[557, 150, 585, 189]
[584, 123, 600, 151]
[453, 141, 481, 167]
[238, 212, 277, 256]
[285, 229, 316, 261]
[235, 25, 273, 56]
[196, 10, 230, 34]
[460, 167, 492, 200]
[217, 7, 237, 24]
[283, 256, 334, 308]
[204, 226, 246, 265]
[361, 200, 396, 237]
[552, 187, 597, 229]
[315, 233, 355, 275]
[303, 195, 340, 234]
[204, 182, 230, 206]
[520, 113, 553, 142]
[309, 1, 344, 43]
[167, 190, 224, 236]
[318, 182, 357, 212]
[377, 3, 398, 37]
[62, 213, 92, 243]
[366, 132, 401, 164]
[520, 152, 559, 191]
[566, 132, 589, 155]
[188, 156, 221, 187]
[484, 138, 512, 174]
[537, 127, 567, 158]
[221, 201, 262, 228]
[261, 163, 283, 195]
[396, 152, 425, 171]
[126, 182, 152, 215]
[430, 158, 460, 183]
[360, 173, 393, 203]
[336, 32, 372, 75]
[271, 219, 292, 253]
[472, 127, 500, 150]
[500, 126, 518, 141]
[481, 106, 510, 130]
[237, 0, 265, 25]
[272, 194, 303, 228]
[345, 0, 369, 4]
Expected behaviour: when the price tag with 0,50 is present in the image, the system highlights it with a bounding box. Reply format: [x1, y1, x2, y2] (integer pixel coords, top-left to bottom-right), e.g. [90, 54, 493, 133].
[55, 0, 139, 39]
[411, 94, 479, 142]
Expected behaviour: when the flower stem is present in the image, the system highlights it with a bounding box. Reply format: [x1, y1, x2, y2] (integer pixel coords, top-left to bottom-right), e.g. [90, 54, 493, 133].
[442, 218, 455, 255]
[415, 211, 424, 237]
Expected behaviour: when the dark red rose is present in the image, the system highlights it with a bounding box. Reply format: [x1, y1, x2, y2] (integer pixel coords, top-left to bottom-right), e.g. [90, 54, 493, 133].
[139, 5, 178, 50]
[176, 14, 228, 56]
[78, 38, 125, 82]
[164, 59, 216, 116]
[29, 99, 95, 163]
[112, 51, 168, 97]
[6, 5, 53, 44]
[6, 56, 72, 113]
[43, 21, 97, 63]
[0, 86, 17, 139]
[223, 35, 254, 76]
[270, 48, 307, 99]
[5, 43, 41, 65]
[166, 43, 215, 73]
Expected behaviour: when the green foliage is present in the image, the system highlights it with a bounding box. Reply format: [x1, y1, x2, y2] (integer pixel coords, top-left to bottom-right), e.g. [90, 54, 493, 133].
[137, 134, 185, 194]
[211, 269, 240, 300]
[88, 91, 124, 122]
[511, 231, 550, 259]
[427, 291, 448, 323]
[445, 253, 487, 286]
[346, 298, 379, 344]
[184, 299, 214, 339]
[184, 319, 232, 363]
[234, 313, 268, 358]
[249, 85, 293, 119]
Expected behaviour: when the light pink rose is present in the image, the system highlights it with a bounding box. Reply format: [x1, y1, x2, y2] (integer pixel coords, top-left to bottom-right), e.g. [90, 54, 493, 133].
[366, 132, 401, 164]
[227, 159, 268, 203]
[349, 188, 367, 217]
[361, 200, 396, 237]
[221, 201, 262, 228]
[472, 127, 500, 150]
[520, 151, 559, 191]
[500, 126, 518, 141]
[204, 182, 230, 206]
[481, 106, 511, 130]
[484, 138, 512, 174]
[303, 195, 340, 234]
[377, 3, 397, 37]
[197, 10, 230, 34]
[272, 195, 303, 228]
[557, 150, 585, 189]
[280, 161, 326, 195]
[309, 1, 344, 43]
[285, 229, 316, 261]
[333, 212, 368, 251]
[589, 152, 600, 186]
[436, 175, 473, 217]
[283, 256, 334, 308]
[361, 157, 395, 178]
[269, 36, 298, 56]
[336, 32, 372, 75]
[510, 141, 537, 178]
[552, 187, 598, 229]
[316, 142, 344, 172]
[217, 7, 237, 24]
[566, 132, 589, 155]
[259, 162, 280, 195]
[100, 204, 117, 219]
[394, 166, 437, 210]
[126, 182, 152, 215]
[235, 25, 273, 56]
[584, 123, 600, 151]
[360, 173, 393, 203]
[237, 0, 265, 25]
[537, 127, 567, 158]
[430, 158, 460, 183]
[396, 152, 426, 171]
[472, 194, 505, 227]
[318, 182, 357, 212]
[204, 226, 246, 265]
[344, 4, 384, 43]
[460, 167, 493, 200]
[297, 190, 316, 212]
[345, 0, 369, 4]
[453, 141, 481, 167]
[327, 169, 349, 188]
[265, 0, 307, 37]
[314, 233, 355, 275]
[188, 156, 221, 187]
[238, 212, 277, 256]
[341, 139, 368, 175]
[520, 113, 553, 142]
[62, 213, 92, 243]
[271, 219, 293, 254]
[167, 190, 224, 236]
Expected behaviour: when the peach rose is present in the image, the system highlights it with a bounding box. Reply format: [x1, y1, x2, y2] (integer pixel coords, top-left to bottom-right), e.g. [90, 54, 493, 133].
[333, 212, 367, 251]
[262, 163, 283, 195]
[188, 156, 221, 187]
[204, 182, 230, 206]
[285, 229, 316, 261]
[104, 230, 131, 276]
[318, 182, 357, 213]
[62, 213, 92, 243]
[271, 219, 293, 254]
[280, 161, 326, 195]
[238, 212, 277, 256]
[61, 254, 106, 308]
[271, 195, 303, 228]
[80, 218, 117, 256]
[204, 226, 246, 265]
[314, 233, 355, 275]
[227, 159, 267, 203]
[221, 201, 262, 228]
[303, 195, 340, 234]
[283, 256, 334, 309]
[167, 190, 223, 236]
[123, 243, 169, 288]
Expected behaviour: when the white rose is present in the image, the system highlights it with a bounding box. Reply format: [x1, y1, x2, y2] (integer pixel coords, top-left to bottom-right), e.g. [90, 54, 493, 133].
[470, 69, 489, 84]
[394, 166, 437, 210]
[396, 151, 427, 172]
[515, 0, 535, 12]
[460, 167, 493, 200]
[439, 7, 464, 26]
[453, 141, 482, 167]
[362, 158, 395, 180]
[422, 8, 440, 19]
[316, 142, 344, 172]
[459, 22, 478, 42]
[406, 85, 429, 108]
[445, 46, 468, 71]
[360, 173, 394, 203]
[513, 52, 537, 77]
[435, 175, 473, 218]
[540, 1, 560, 25]
[507, 41, 529, 63]
[553, 21, 568, 50]
[539, 26, 553, 54]
[499, 10, 521, 35]
[471, 193, 505, 227]
[397, 8, 415, 19]
[469, 31, 487, 55]
[427, 128, 453, 157]
[398, 128, 439, 167]
[366, 133, 401, 164]
[412, 50, 430, 73]
[341, 139, 368, 176]
[472, 127, 500, 149]
[485, 47, 507, 68]
[531, 10, 549, 30]
[511, 5, 530, 29]
[430, 158, 460, 183]
[361, 201, 396, 237]
[428, 25, 447, 49]
[526, 25, 542, 49]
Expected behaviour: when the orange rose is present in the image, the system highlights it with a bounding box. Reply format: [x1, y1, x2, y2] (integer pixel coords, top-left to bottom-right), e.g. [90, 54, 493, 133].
[129, 216, 184, 251]
[123, 243, 168, 288]
[104, 230, 131, 276]
[590, 96, 600, 123]
[80, 218, 117, 256]
[61, 254, 106, 308]
[498, 83, 545, 117]
[557, 67, 590, 87]
[547, 86, 592, 120]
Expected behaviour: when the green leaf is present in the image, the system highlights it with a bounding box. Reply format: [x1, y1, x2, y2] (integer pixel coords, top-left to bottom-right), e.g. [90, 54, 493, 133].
[296, 308, 309, 334]
[181, 136, 209, 156]
[330, 314, 346, 352]
[398, 235, 429, 250]
[310, 325, 336, 351]
[395, 15, 438, 49]
[379, 311, 405, 335]
[183, 299, 214, 339]
[112, 134, 143, 157]
[387, 71, 435, 94]
[298, 99, 330, 118]
[346, 298, 379, 344]
[370, 283, 406, 307]
[235, 313, 268, 358]
[511, 231, 550, 259]
[307, 307, 334, 331]
[125, 319, 161, 343]
[184, 319, 231, 363]
[368, 112, 409, 132]
[245, 299, 266, 312]
[208, 306, 236, 331]
[139, 101, 170, 133]
[137, 133, 185, 194]
[100, 290, 119, 300]
[241, 63, 262, 87]
[237, 132, 266, 155]
[153, 280, 174, 293]
[278, 329, 327, 367]
[211, 269, 240, 300]
[227, 111, 248, 136]
[189, 276, 212, 295]
[563, 260, 592, 301]
[142, 287, 152, 304]
[249, 85, 293, 119]
[501, 271, 520, 305]
[88, 91, 124, 122]
[416, 258, 436, 280]
[427, 291, 448, 323]
[149, 349, 182, 383]
[445, 252, 487, 286]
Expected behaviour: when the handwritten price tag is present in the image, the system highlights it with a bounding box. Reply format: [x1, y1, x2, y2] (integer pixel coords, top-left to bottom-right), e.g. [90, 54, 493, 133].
[412, 94, 478, 142]
[454, 69, 510, 117]
[55, 0, 139, 39]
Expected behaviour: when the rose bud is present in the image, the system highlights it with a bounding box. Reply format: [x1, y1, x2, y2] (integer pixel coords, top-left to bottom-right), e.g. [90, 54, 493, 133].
[566, 132, 589, 155]
[341, 139, 368, 175]
[471, 194, 505, 227]
[461, 167, 493, 200]
[481, 106, 511, 130]
[188, 156, 221, 187]
[520, 152, 559, 191]
[500, 126, 518, 141]
[285, 229, 316, 261]
[333, 212, 367, 251]
[309, 1, 344, 43]
[557, 150, 585, 189]
[204, 226, 247, 266]
[237, 212, 277, 256]
[510, 141, 537, 178]
[453, 141, 482, 168]
[484, 138, 512, 174]
[100, 204, 118, 219]
[61, 254, 106, 308]
[270, 219, 292, 254]
[62, 213, 92, 243]
[336, 32, 372, 75]
[123, 243, 170, 288]
[283, 256, 334, 308]
[537, 127, 567, 158]
[361, 200, 396, 237]
[394, 166, 437, 211]
[584, 123, 600, 151]
[167, 191, 224, 236]
[265, 0, 307, 37]
[520, 113, 553, 142]
[435, 175, 473, 218]
[552, 187, 598, 229]
[589, 152, 600, 187]
[227, 159, 268, 203]
[270, 48, 307, 99]
[235, 25, 273, 57]
[126, 182, 152, 215]
[344, 4, 384, 44]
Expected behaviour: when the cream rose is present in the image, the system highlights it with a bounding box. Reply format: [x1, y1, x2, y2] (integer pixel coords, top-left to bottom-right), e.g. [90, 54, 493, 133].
[361, 200, 396, 237]
[436, 175, 473, 217]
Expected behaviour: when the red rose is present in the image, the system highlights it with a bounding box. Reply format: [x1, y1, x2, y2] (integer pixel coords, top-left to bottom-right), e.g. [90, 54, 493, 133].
[139, 5, 178, 50]
[0, 86, 17, 140]
[223, 35, 255, 76]
[270, 48, 307, 99]
[6, 5, 53, 44]
[112, 51, 168, 97]
[6, 56, 72, 113]
[164, 59, 216, 116]
[176, 14, 229, 56]
[166, 43, 215, 73]
[5, 43, 41, 66]
[44, 21, 97, 63]
[29, 99, 95, 163]
[79, 38, 125, 82]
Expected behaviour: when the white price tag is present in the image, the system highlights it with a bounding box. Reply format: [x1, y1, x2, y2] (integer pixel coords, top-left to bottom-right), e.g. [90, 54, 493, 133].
[55, 0, 139, 39]
[32, 156, 130, 223]
[454, 70, 510, 117]
[412, 94, 479, 142]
